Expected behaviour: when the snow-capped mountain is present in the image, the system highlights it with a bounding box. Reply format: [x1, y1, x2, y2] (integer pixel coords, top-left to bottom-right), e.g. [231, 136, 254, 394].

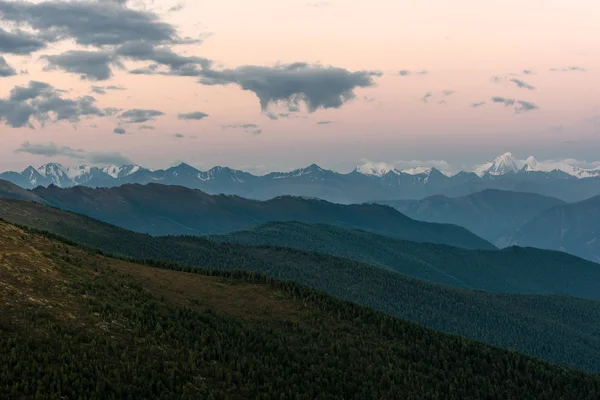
[474, 153, 523, 176]
[474, 152, 600, 178]
[2, 153, 600, 204]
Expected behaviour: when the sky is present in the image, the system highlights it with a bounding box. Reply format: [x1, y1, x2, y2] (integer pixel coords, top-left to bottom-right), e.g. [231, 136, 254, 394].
[1, 0, 600, 174]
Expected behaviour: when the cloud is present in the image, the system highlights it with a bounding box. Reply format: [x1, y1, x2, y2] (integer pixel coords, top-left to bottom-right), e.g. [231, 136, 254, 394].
[139, 124, 155, 130]
[471, 101, 486, 108]
[120, 109, 164, 123]
[0, 81, 106, 128]
[113, 127, 126, 134]
[221, 123, 262, 134]
[550, 66, 585, 72]
[0, 27, 47, 54]
[0, 0, 179, 48]
[42, 50, 121, 81]
[14, 140, 133, 165]
[491, 76, 503, 83]
[522, 69, 534, 75]
[103, 107, 121, 116]
[198, 63, 381, 112]
[0, 56, 17, 77]
[178, 111, 209, 120]
[174, 133, 184, 138]
[14, 141, 84, 158]
[117, 41, 212, 75]
[221, 123, 259, 129]
[515, 100, 539, 113]
[168, 3, 184, 12]
[490, 97, 538, 113]
[87, 151, 132, 165]
[317, 120, 333, 125]
[491, 96, 515, 106]
[509, 78, 535, 90]
[421, 92, 433, 103]
[90, 84, 126, 95]
[442, 90, 455, 96]
[398, 69, 428, 76]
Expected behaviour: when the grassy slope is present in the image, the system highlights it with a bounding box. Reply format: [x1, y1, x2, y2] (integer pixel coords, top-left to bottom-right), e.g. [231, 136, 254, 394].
[2, 198, 600, 372]
[1, 221, 600, 399]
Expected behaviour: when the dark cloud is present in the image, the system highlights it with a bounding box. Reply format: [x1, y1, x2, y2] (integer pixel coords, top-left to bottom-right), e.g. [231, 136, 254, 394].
[490, 97, 538, 113]
[509, 78, 535, 90]
[522, 69, 534, 75]
[168, 3, 184, 12]
[120, 109, 164, 123]
[442, 90, 455, 96]
[90, 84, 126, 94]
[42, 50, 121, 81]
[221, 123, 262, 134]
[103, 107, 121, 116]
[14, 140, 132, 164]
[471, 101, 486, 108]
[0, 81, 106, 128]
[0, 27, 47, 54]
[221, 123, 259, 129]
[264, 111, 308, 120]
[550, 66, 585, 72]
[491, 96, 515, 106]
[174, 133, 184, 138]
[0, 0, 178, 47]
[14, 141, 84, 158]
[0, 56, 17, 77]
[198, 63, 381, 112]
[317, 120, 333, 125]
[86, 151, 132, 165]
[178, 111, 209, 120]
[398, 69, 428, 76]
[421, 92, 432, 103]
[515, 100, 539, 113]
[116, 41, 211, 75]
[113, 127, 126, 134]
[139, 124, 155, 130]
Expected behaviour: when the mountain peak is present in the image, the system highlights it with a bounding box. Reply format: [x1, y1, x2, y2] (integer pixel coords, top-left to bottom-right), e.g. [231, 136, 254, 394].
[474, 152, 523, 176]
[355, 162, 396, 177]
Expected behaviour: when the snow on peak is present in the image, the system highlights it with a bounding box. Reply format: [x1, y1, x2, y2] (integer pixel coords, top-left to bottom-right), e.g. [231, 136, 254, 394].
[102, 164, 141, 178]
[355, 162, 398, 177]
[402, 166, 432, 175]
[474, 152, 524, 176]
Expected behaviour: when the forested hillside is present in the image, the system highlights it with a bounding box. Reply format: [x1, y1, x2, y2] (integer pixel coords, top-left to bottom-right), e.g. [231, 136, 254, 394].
[31, 182, 495, 249]
[1, 221, 600, 399]
[210, 221, 600, 298]
[3, 198, 600, 372]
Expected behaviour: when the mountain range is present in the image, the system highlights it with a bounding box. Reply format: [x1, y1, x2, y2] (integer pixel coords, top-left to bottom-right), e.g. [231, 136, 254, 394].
[26, 181, 494, 249]
[3, 197, 600, 373]
[3, 152, 600, 203]
[379, 189, 566, 246]
[3, 220, 600, 398]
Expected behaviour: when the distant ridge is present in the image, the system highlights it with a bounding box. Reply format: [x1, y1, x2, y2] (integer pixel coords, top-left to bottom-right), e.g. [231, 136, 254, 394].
[30, 182, 496, 249]
[2, 152, 600, 203]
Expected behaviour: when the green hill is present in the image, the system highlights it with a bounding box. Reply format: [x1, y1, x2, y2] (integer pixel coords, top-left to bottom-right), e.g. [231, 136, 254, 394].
[1, 221, 600, 399]
[3, 197, 600, 372]
[210, 221, 600, 297]
[31, 182, 495, 249]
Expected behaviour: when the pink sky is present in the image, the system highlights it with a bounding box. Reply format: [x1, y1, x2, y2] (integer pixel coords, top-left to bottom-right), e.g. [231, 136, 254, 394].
[1, 0, 599, 173]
